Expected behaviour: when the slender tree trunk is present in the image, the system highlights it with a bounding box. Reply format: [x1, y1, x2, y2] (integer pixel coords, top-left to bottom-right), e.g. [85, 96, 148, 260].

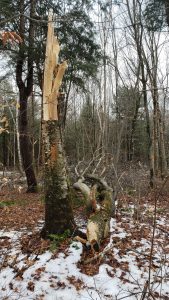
[153, 94, 159, 176]
[2, 131, 7, 168]
[142, 76, 154, 187]
[126, 0, 155, 186]
[12, 135, 15, 168]
[147, 33, 167, 179]
[16, 0, 37, 192]
[129, 93, 141, 161]
[157, 104, 167, 178]
[16, 100, 23, 173]
[18, 87, 37, 191]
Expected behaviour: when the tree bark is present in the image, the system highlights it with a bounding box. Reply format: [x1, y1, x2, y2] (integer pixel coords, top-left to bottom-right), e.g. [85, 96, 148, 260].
[145, 32, 167, 179]
[16, 113, 23, 174]
[42, 9, 75, 236]
[18, 86, 37, 192]
[86, 188, 112, 251]
[74, 175, 114, 252]
[43, 122, 75, 235]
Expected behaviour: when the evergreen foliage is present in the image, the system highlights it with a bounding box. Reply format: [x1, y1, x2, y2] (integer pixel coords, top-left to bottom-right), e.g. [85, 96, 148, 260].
[0, 0, 102, 92]
[144, 0, 167, 31]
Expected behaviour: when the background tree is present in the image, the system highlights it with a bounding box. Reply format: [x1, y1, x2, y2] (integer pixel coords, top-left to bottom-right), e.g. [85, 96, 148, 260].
[65, 96, 100, 161]
[114, 86, 146, 161]
[0, 0, 102, 190]
[144, 0, 169, 30]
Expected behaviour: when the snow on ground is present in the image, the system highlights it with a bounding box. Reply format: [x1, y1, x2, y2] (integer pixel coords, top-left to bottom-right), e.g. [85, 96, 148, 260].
[0, 212, 169, 300]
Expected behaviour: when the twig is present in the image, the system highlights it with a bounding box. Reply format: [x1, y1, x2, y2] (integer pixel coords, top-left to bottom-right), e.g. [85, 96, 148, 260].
[156, 225, 169, 235]
[140, 280, 149, 300]
[83, 241, 122, 264]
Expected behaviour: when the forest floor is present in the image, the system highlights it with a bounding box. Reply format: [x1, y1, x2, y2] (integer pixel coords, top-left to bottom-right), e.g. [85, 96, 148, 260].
[0, 183, 169, 300]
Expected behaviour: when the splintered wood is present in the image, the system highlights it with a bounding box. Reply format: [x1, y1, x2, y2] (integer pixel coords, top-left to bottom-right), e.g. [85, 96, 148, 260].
[73, 176, 113, 252]
[42, 9, 75, 236]
[43, 9, 67, 121]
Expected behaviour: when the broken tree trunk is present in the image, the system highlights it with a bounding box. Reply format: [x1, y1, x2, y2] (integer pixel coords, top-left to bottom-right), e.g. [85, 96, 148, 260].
[42, 9, 75, 236]
[87, 188, 113, 251]
[43, 122, 75, 235]
[73, 179, 95, 213]
[73, 175, 114, 252]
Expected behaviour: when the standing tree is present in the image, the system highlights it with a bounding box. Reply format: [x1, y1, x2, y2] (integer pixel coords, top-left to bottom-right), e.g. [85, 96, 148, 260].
[42, 10, 75, 236]
[16, 0, 37, 192]
[144, 0, 169, 30]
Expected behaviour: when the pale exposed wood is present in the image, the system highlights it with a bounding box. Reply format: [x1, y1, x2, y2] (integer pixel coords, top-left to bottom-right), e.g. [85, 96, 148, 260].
[52, 61, 68, 96]
[49, 61, 68, 120]
[43, 9, 67, 121]
[86, 189, 112, 251]
[83, 241, 122, 264]
[52, 37, 60, 69]
[73, 178, 91, 208]
[43, 9, 54, 121]
[74, 236, 87, 244]
[42, 10, 75, 236]
[86, 221, 99, 247]
[73, 176, 113, 252]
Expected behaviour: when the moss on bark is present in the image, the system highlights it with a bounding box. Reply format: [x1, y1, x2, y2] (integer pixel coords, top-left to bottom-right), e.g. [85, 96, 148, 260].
[42, 120, 75, 236]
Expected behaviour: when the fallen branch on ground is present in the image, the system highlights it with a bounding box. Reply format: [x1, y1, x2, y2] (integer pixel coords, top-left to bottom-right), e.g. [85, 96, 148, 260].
[73, 174, 115, 252]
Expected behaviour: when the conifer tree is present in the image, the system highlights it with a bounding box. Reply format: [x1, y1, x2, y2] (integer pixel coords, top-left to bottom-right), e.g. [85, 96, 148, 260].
[0, 0, 101, 191]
